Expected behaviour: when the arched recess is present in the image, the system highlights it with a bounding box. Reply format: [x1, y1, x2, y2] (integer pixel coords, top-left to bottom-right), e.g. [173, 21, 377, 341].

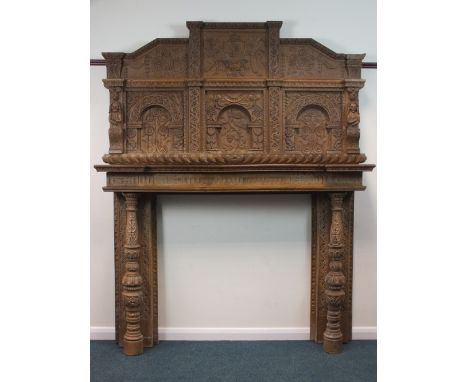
[207, 105, 258, 152]
[126, 93, 184, 153]
[285, 104, 330, 153]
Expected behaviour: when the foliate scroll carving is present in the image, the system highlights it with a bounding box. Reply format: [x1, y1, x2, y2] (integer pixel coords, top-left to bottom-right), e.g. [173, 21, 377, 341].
[206, 92, 264, 152]
[285, 92, 341, 126]
[269, 87, 281, 152]
[323, 192, 347, 354]
[108, 88, 124, 153]
[189, 87, 201, 151]
[203, 31, 267, 78]
[122, 193, 144, 355]
[206, 92, 263, 123]
[346, 89, 361, 154]
[128, 93, 183, 124]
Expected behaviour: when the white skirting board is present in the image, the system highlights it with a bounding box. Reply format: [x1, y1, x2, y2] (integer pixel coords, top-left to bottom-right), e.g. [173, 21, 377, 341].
[90, 326, 377, 341]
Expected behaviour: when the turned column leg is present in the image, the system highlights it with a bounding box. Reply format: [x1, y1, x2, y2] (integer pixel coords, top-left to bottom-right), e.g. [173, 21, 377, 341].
[323, 192, 347, 354]
[122, 193, 144, 355]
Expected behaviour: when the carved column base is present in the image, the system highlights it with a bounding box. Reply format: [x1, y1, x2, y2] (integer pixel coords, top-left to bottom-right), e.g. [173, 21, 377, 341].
[323, 336, 343, 354]
[323, 295, 345, 354]
[123, 338, 144, 356]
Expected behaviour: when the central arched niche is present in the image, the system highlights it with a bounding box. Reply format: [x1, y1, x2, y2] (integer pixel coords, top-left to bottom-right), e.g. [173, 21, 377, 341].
[207, 105, 263, 152]
[285, 105, 329, 153]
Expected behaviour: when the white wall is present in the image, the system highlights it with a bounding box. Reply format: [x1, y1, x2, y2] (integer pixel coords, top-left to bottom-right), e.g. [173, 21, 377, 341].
[90, 0, 376, 340]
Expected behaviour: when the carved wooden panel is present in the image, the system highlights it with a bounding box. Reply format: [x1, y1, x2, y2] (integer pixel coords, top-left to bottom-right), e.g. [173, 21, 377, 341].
[205, 91, 264, 152]
[124, 41, 188, 80]
[125, 92, 184, 153]
[203, 29, 267, 78]
[280, 42, 346, 79]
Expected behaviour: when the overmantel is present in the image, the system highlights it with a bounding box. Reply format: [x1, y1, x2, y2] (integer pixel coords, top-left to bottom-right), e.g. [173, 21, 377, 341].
[94, 21, 374, 356]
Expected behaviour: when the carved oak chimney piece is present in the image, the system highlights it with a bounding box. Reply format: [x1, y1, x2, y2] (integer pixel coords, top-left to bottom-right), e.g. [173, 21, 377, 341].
[95, 21, 374, 356]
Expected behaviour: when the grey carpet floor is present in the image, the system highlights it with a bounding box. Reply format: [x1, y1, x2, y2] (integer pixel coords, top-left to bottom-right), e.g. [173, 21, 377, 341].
[91, 340, 376, 382]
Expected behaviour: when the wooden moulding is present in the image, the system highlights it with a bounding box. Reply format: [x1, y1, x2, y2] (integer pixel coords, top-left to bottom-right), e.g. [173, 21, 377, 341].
[95, 21, 375, 356]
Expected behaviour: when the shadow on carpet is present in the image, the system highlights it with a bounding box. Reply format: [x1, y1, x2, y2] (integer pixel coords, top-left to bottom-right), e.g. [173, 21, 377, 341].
[91, 340, 376, 382]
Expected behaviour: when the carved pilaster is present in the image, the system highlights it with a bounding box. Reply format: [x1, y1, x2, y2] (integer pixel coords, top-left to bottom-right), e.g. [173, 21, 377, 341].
[323, 192, 347, 353]
[188, 86, 201, 151]
[122, 193, 144, 355]
[268, 87, 281, 152]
